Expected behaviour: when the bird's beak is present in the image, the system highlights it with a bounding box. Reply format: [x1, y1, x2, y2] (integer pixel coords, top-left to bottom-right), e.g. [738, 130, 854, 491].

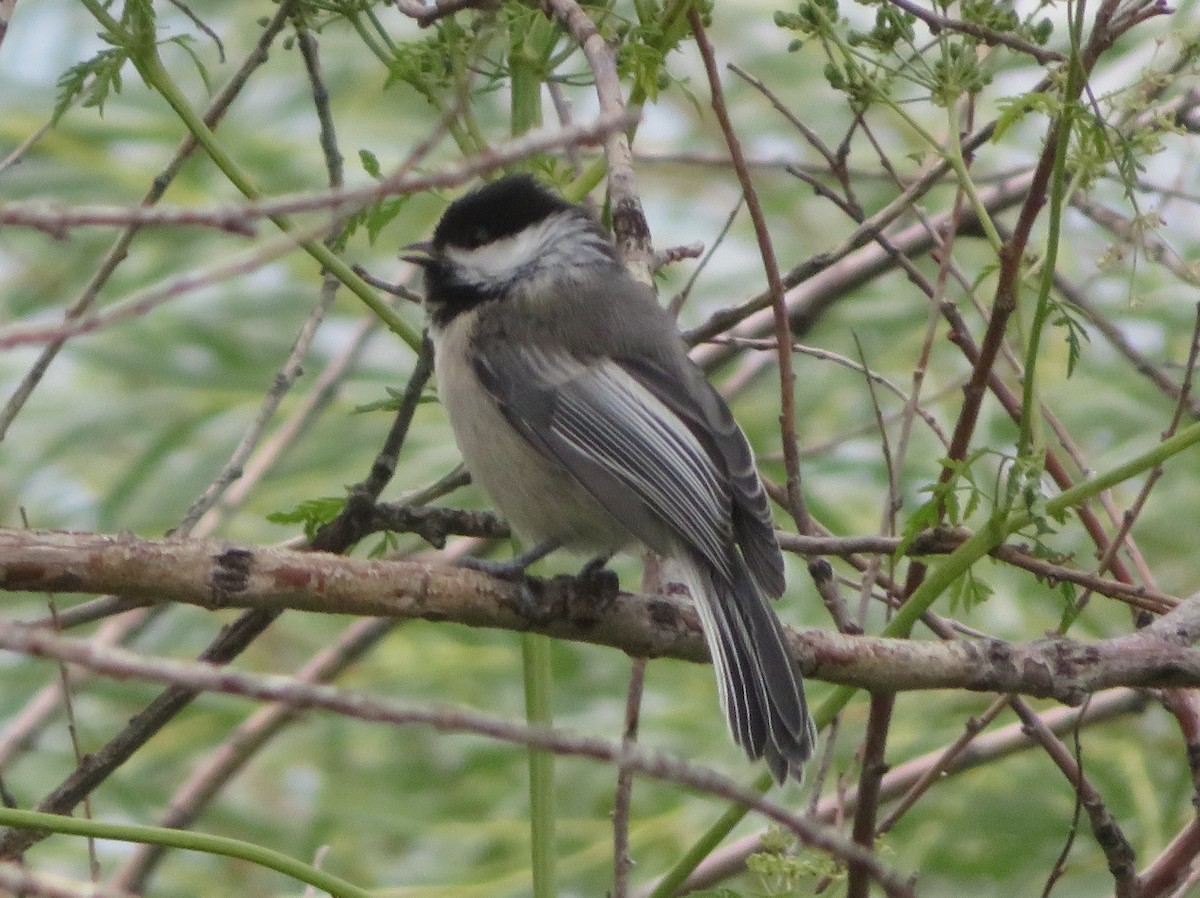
[401, 240, 434, 267]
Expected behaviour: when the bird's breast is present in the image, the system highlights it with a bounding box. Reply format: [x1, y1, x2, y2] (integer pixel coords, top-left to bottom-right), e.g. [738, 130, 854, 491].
[430, 312, 634, 553]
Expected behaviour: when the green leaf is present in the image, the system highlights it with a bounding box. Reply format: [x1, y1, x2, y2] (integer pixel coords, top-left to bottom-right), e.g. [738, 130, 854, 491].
[267, 497, 347, 541]
[53, 49, 129, 122]
[1056, 581, 1081, 631]
[359, 148, 382, 179]
[992, 91, 1060, 141]
[167, 35, 213, 95]
[1052, 304, 1091, 377]
[369, 531, 400, 558]
[897, 452, 990, 560]
[948, 567, 994, 613]
[353, 386, 436, 414]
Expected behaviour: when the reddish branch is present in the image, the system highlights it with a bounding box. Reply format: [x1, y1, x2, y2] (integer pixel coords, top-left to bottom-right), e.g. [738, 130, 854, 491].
[688, 8, 813, 534]
[848, 693, 897, 898]
[941, 0, 1167, 486]
[670, 690, 1148, 894]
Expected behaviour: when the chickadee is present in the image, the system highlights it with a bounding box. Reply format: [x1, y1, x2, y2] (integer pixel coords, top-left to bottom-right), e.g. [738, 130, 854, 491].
[406, 174, 815, 781]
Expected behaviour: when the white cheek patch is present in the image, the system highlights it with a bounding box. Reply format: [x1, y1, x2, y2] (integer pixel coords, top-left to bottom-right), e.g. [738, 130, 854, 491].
[442, 212, 613, 288]
[444, 222, 553, 285]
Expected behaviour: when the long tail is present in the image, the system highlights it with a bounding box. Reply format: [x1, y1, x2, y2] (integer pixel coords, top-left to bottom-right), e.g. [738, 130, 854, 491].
[670, 553, 815, 782]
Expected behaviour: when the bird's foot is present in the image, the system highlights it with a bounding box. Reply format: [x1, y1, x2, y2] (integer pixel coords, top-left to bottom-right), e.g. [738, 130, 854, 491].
[575, 554, 619, 601]
[458, 541, 560, 619]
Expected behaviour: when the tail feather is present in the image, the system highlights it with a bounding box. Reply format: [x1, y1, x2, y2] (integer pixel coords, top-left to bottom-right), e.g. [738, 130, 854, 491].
[671, 554, 815, 782]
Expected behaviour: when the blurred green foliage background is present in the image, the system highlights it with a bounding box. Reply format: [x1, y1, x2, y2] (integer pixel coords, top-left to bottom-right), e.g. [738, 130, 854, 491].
[2, 0, 1200, 896]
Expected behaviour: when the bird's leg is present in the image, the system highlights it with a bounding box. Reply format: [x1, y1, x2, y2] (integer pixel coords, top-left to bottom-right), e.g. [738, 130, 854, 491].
[576, 553, 619, 600]
[458, 540, 560, 619]
[578, 553, 613, 579]
[459, 540, 560, 578]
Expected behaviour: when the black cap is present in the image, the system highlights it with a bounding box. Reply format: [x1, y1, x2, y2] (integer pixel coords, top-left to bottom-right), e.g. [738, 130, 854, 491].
[432, 174, 575, 251]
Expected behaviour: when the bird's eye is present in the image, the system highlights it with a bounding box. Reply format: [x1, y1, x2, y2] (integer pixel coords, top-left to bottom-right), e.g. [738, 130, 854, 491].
[467, 226, 490, 248]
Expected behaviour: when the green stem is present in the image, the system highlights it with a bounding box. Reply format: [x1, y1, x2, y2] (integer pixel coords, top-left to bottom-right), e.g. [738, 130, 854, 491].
[343, 6, 393, 67]
[824, 416, 1200, 721]
[523, 631, 557, 898]
[510, 16, 554, 887]
[1018, 13, 1086, 456]
[853, 86, 1003, 254]
[565, 159, 609, 202]
[80, 0, 421, 351]
[884, 510, 1010, 638]
[0, 807, 375, 898]
[1042, 419, 1200, 518]
[942, 105, 1005, 252]
[145, 53, 421, 350]
[509, 38, 543, 140]
[647, 771, 773, 898]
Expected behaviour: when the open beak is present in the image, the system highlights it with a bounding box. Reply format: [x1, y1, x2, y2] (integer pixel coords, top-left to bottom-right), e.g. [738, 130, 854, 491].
[401, 240, 435, 267]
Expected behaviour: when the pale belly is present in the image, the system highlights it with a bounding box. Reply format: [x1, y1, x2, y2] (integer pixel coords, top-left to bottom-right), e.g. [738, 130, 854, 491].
[431, 314, 634, 553]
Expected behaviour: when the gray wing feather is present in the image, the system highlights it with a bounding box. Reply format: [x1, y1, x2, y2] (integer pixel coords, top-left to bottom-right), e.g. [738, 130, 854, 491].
[620, 357, 786, 597]
[474, 343, 734, 576]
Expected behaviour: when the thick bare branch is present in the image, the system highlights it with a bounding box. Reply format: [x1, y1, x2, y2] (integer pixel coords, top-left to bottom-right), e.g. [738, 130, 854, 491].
[3, 529, 1199, 700]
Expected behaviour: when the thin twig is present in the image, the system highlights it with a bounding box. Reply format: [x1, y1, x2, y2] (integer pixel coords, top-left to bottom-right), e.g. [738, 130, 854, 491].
[775, 530, 1178, 614]
[716, 336, 951, 450]
[883, 0, 1066, 63]
[667, 689, 1148, 895]
[393, 0, 492, 27]
[546, 79, 583, 178]
[309, 335, 436, 551]
[847, 692, 896, 898]
[0, 118, 57, 175]
[612, 659, 646, 898]
[852, 332, 898, 624]
[1013, 697, 1140, 898]
[294, 21, 344, 189]
[194, 315, 384, 533]
[45, 595, 100, 880]
[0, 626, 917, 898]
[669, 198, 741, 317]
[727, 63, 843, 176]
[172, 277, 339, 535]
[688, 7, 812, 540]
[877, 695, 1010, 835]
[0, 1, 298, 441]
